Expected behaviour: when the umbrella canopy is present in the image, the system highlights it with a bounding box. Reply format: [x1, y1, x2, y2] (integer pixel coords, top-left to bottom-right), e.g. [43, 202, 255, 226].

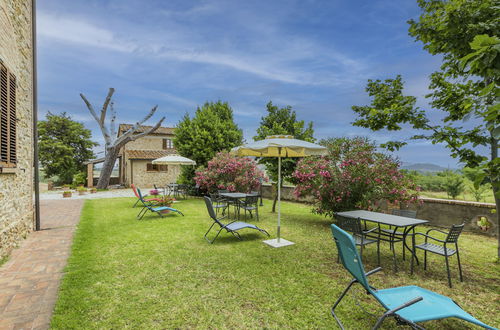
[152, 155, 196, 166]
[231, 135, 326, 157]
[231, 135, 327, 248]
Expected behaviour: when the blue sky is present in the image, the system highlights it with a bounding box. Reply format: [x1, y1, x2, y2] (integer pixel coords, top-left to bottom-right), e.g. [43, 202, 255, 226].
[37, 0, 460, 167]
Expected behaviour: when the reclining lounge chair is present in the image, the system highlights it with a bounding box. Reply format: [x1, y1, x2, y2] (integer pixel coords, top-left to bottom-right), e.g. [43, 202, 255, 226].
[203, 196, 269, 244]
[330, 224, 495, 330]
[136, 188, 184, 219]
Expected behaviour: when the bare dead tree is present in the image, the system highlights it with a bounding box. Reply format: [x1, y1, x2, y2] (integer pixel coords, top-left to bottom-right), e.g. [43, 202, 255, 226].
[80, 88, 165, 189]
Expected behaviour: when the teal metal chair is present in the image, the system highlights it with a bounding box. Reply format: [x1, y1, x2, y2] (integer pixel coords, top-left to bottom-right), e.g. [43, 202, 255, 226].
[136, 188, 184, 219]
[330, 224, 496, 330]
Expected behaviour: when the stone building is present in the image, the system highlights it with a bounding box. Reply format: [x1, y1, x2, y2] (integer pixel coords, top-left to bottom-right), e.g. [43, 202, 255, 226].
[0, 0, 35, 258]
[118, 124, 181, 188]
[87, 124, 182, 188]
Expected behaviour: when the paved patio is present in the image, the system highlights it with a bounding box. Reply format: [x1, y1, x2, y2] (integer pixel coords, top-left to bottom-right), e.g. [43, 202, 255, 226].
[0, 199, 84, 330]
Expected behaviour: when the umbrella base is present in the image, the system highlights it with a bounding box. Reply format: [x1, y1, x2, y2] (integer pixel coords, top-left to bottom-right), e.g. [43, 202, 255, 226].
[263, 238, 295, 248]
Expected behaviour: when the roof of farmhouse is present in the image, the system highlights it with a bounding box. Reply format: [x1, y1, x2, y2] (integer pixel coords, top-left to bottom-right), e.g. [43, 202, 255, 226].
[118, 124, 176, 136]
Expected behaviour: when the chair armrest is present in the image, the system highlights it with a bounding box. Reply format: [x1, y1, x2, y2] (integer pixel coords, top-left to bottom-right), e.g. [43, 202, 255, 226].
[386, 296, 423, 315]
[363, 227, 378, 234]
[365, 267, 382, 277]
[426, 228, 448, 236]
[413, 232, 446, 243]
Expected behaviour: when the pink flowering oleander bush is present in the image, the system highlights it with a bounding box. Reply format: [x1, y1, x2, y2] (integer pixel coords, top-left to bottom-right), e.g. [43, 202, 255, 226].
[293, 137, 420, 217]
[194, 152, 267, 193]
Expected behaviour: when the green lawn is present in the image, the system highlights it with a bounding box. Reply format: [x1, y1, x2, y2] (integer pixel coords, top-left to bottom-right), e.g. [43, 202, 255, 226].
[51, 198, 499, 329]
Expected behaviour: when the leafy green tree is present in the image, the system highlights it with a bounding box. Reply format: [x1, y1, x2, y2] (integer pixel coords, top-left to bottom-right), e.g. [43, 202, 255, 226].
[441, 171, 465, 200]
[254, 101, 315, 212]
[462, 167, 491, 202]
[38, 112, 96, 185]
[174, 101, 243, 183]
[351, 0, 500, 256]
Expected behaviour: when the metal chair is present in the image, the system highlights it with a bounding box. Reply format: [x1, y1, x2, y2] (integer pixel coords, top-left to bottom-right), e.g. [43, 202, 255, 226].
[239, 195, 259, 220]
[411, 223, 465, 288]
[330, 224, 495, 330]
[209, 192, 228, 216]
[380, 209, 418, 260]
[136, 188, 184, 219]
[203, 197, 269, 244]
[335, 214, 380, 265]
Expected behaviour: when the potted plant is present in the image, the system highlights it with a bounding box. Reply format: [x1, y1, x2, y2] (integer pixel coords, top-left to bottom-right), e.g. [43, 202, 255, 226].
[89, 187, 97, 194]
[477, 216, 491, 231]
[62, 190, 72, 198]
[149, 189, 160, 196]
[77, 186, 87, 195]
[156, 195, 175, 213]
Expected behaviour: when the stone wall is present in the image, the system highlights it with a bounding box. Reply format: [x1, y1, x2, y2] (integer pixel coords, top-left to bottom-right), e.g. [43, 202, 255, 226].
[261, 184, 498, 236]
[0, 0, 34, 258]
[128, 159, 181, 188]
[125, 135, 175, 151]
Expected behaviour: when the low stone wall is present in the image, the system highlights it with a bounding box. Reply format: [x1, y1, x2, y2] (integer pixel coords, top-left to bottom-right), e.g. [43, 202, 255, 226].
[261, 184, 497, 236]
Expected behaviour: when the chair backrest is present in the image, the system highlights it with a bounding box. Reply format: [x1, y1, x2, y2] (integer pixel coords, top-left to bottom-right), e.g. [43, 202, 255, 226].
[209, 193, 219, 202]
[245, 195, 259, 205]
[446, 223, 465, 243]
[204, 197, 223, 227]
[331, 224, 371, 292]
[131, 184, 140, 198]
[392, 209, 417, 218]
[335, 214, 363, 236]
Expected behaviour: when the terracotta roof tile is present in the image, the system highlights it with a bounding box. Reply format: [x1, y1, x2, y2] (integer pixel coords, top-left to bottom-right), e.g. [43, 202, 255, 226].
[118, 124, 175, 136]
[126, 150, 175, 160]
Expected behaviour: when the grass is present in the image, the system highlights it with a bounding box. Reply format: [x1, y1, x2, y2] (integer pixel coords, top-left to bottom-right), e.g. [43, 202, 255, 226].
[420, 191, 495, 204]
[51, 197, 499, 329]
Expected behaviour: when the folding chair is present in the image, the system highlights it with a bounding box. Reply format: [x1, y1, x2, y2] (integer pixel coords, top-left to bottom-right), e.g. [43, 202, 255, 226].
[203, 197, 269, 244]
[330, 224, 495, 330]
[131, 184, 161, 207]
[136, 188, 184, 219]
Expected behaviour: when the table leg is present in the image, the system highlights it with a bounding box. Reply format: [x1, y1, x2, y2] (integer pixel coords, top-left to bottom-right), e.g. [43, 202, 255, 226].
[403, 225, 420, 266]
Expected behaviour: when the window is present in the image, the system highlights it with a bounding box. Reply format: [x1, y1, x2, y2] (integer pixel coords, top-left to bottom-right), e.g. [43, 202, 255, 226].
[146, 163, 168, 172]
[162, 138, 174, 149]
[0, 62, 16, 168]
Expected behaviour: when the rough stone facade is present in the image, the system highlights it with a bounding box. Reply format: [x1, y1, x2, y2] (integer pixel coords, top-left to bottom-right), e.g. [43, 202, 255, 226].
[261, 184, 498, 236]
[0, 0, 34, 258]
[128, 159, 181, 188]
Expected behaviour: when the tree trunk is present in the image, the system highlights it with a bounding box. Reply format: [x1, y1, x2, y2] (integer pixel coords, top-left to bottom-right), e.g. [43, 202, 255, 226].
[491, 137, 500, 259]
[96, 147, 118, 189]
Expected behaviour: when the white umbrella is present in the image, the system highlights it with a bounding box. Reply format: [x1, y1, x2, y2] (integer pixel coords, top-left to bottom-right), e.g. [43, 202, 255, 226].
[152, 155, 196, 166]
[231, 135, 327, 248]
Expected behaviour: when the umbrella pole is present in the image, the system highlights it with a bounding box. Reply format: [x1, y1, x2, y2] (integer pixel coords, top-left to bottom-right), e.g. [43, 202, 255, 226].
[277, 155, 281, 243]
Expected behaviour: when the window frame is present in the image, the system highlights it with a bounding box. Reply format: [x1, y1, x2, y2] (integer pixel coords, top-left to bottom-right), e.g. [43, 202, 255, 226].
[0, 60, 17, 169]
[162, 138, 174, 150]
[146, 163, 168, 172]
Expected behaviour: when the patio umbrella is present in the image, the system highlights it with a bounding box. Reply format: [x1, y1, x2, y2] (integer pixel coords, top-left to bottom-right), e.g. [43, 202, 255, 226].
[231, 135, 327, 248]
[152, 155, 196, 166]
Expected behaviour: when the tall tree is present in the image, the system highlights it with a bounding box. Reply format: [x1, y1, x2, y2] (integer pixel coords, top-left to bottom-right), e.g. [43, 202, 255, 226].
[38, 112, 96, 184]
[80, 88, 165, 189]
[254, 101, 315, 212]
[173, 101, 243, 183]
[351, 0, 500, 256]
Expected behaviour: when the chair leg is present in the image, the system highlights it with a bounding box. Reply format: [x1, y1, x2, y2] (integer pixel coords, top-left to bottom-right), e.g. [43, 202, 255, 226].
[445, 256, 452, 288]
[456, 250, 463, 282]
[133, 199, 140, 208]
[392, 243, 398, 272]
[331, 279, 357, 330]
[424, 250, 427, 270]
[256, 207, 259, 221]
[376, 240, 380, 267]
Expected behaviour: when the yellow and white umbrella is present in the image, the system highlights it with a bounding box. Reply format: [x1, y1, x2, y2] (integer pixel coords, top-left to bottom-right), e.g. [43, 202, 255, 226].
[231, 135, 327, 247]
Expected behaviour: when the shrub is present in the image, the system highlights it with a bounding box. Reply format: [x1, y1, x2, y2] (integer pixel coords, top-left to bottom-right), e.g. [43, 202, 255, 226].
[194, 152, 267, 193]
[293, 137, 419, 216]
[72, 172, 86, 187]
[442, 171, 465, 199]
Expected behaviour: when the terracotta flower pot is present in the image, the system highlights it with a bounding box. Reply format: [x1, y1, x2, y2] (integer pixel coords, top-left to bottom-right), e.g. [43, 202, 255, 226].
[63, 192, 72, 198]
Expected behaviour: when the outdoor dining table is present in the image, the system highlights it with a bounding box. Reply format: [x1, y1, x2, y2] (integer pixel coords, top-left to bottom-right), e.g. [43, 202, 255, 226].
[335, 210, 429, 270]
[219, 192, 258, 219]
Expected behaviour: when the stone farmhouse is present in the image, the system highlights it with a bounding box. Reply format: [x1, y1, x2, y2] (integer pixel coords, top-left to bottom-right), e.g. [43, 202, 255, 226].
[87, 124, 182, 188]
[0, 0, 36, 258]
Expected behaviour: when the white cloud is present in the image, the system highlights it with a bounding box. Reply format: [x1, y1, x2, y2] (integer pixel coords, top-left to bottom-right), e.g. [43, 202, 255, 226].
[36, 10, 367, 87]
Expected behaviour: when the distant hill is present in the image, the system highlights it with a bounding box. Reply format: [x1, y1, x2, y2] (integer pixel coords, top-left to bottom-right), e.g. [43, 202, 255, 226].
[401, 163, 450, 173]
